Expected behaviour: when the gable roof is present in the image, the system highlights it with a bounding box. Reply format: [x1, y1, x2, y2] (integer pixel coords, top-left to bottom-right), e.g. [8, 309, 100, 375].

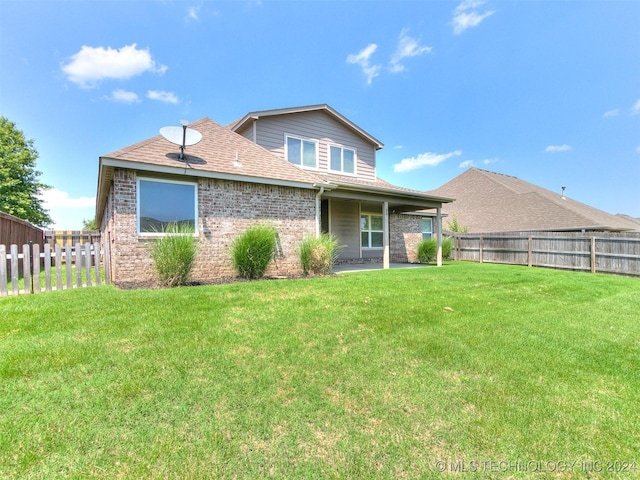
[96, 115, 453, 225]
[428, 168, 639, 232]
[229, 104, 384, 150]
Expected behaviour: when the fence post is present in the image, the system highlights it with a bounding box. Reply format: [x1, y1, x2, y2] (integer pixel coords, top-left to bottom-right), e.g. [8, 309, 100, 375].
[591, 237, 597, 274]
[528, 235, 533, 268]
[93, 242, 101, 286]
[85, 243, 92, 287]
[479, 235, 484, 263]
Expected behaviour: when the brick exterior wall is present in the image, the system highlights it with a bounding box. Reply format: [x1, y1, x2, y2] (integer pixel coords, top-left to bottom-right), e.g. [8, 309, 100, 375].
[103, 169, 316, 286]
[389, 214, 441, 263]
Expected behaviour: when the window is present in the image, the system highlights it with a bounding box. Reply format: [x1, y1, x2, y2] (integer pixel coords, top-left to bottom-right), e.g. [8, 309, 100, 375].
[329, 145, 356, 174]
[286, 136, 317, 168]
[361, 214, 383, 248]
[137, 178, 198, 234]
[422, 217, 433, 240]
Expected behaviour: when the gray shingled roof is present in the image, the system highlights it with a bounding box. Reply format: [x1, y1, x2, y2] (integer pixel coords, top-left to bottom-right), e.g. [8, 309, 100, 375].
[96, 117, 452, 224]
[428, 168, 639, 232]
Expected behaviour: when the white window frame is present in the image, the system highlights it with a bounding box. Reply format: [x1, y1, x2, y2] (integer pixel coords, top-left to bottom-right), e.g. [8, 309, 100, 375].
[361, 213, 384, 249]
[328, 144, 357, 175]
[422, 217, 433, 240]
[285, 134, 318, 170]
[136, 177, 199, 236]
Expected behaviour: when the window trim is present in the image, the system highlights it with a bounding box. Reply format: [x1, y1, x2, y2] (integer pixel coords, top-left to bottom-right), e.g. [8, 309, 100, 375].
[136, 176, 199, 236]
[284, 134, 318, 170]
[422, 217, 433, 240]
[328, 143, 357, 175]
[361, 212, 384, 249]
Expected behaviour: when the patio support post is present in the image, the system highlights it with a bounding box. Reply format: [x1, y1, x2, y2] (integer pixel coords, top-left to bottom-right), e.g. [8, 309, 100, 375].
[383, 201, 390, 269]
[315, 186, 324, 237]
[436, 207, 443, 267]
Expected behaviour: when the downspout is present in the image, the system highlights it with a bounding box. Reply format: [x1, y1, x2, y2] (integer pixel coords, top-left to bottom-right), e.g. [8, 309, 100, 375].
[315, 186, 325, 237]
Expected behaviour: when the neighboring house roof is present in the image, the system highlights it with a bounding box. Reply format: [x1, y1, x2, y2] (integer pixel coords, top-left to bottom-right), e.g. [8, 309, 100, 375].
[428, 168, 639, 232]
[96, 115, 452, 224]
[229, 104, 384, 150]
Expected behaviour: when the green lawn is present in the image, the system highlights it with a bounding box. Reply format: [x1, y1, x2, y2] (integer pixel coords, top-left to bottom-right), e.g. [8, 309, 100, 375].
[1, 263, 638, 479]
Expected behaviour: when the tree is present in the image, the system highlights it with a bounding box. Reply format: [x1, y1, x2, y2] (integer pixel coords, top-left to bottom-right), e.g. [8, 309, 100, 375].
[82, 218, 98, 230]
[0, 116, 52, 227]
[446, 214, 469, 233]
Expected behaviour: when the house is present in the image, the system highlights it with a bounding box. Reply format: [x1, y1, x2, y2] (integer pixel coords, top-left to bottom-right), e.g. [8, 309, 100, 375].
[96, 104, 453, 286]
[428, 167, 640, 233]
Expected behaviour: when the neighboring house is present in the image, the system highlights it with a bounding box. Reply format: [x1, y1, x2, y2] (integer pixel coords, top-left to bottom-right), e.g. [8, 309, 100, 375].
[96, 104, 453, 286]
[428, 167, 640, 233]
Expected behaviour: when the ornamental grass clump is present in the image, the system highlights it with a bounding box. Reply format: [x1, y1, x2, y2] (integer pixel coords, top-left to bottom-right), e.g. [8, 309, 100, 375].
[298, 233, 341, 275]
[149, 223, 198, 287]
[230, 224, 278, 279]
[417, 236, 454, 264]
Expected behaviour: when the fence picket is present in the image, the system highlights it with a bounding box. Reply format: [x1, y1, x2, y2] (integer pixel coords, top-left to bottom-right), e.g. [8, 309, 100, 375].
[0, 244, 7, 295]
[0, 239, 109, 296]
[10, 244, 19, 294]
[23, 244, 32, 294]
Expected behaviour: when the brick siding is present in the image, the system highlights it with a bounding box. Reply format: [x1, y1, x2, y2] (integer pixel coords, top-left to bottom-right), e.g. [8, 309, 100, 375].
[104, 169, 316, 286]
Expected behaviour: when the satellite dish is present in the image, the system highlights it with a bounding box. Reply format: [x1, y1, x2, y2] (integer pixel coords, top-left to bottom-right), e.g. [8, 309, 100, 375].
[160, 121, 203, 160]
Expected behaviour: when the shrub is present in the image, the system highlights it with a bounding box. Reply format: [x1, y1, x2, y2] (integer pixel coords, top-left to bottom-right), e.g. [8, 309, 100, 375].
[230, 224, 278, 279]
[417, 236, 454, 264]
[298, 233, 341, 275]
[149, 223, 198, 287]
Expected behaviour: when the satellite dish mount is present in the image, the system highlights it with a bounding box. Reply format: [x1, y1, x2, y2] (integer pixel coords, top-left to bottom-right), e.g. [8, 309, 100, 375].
[160, 120, 203, 161]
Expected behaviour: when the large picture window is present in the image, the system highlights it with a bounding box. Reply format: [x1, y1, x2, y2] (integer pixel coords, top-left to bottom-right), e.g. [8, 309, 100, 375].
[137, 178, 198, 234]
[422, 217, 433, 240]
[329, 145, 356, 174]
[286, 136, 317, 169]
[361, 214, 383, 248]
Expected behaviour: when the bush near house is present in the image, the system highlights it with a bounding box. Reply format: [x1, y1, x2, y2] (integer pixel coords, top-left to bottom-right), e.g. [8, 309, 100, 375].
[148, 223, 198, 287]
[298, 233, 341, 276]
[230, 224, 278, 279]
[417, 236, 454, 264]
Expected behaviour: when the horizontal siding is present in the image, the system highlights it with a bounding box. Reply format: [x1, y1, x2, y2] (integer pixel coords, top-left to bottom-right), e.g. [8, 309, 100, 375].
[330, 200, 361, 259]
[254, 111, 377, 182]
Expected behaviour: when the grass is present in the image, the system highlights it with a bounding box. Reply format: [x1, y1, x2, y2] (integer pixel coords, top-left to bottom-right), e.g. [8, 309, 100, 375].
[1, 262, 638, 479]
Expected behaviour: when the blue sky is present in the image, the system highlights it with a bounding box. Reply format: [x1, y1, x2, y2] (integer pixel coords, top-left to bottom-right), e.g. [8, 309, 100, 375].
[1, 0, 638, 229]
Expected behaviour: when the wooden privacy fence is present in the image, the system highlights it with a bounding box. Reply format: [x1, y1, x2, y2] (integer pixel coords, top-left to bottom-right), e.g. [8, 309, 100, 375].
[1, 242, 111, 296]
[0, 211, 44, 248]
[450, 231, 640, 276]
[45, 230, 101, 246]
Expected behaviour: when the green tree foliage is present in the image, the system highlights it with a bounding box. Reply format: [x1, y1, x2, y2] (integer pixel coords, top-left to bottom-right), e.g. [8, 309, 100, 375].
[446, 214, 469, 233]
[82, 218, 98, 230]
[0, 116, 52, 227]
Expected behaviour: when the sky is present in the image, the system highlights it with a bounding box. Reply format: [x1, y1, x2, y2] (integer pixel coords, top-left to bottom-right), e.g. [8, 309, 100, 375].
[1, 0, 639, 229]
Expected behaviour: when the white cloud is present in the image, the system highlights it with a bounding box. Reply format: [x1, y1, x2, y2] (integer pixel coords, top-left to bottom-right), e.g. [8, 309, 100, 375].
[482, 157, 499, 165]
[603, 108, 620, 118]
[61, 43, 167, 88]
[452, 0, 495, 35]
[107, 89, 140, 104]
[147, 90, 179, 104]
[389, 29, 432, 73]
[346, 43, 381, 85]
[459, 160, 474, 168]
[545, 144, 572, 153]
[394, 150, 462, 172]
[39, 188, 96, 209]
[631, 98, 640, 115]
[186, 6, 199, 21]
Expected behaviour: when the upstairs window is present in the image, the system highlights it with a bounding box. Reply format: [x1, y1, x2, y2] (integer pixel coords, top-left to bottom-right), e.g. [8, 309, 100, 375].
[422, 217, 433, 240]
[329, 145, 356, 175]
[361, 214, 383, 248]
[137, 178, 198, 235]
[286, 136, 317, 169]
